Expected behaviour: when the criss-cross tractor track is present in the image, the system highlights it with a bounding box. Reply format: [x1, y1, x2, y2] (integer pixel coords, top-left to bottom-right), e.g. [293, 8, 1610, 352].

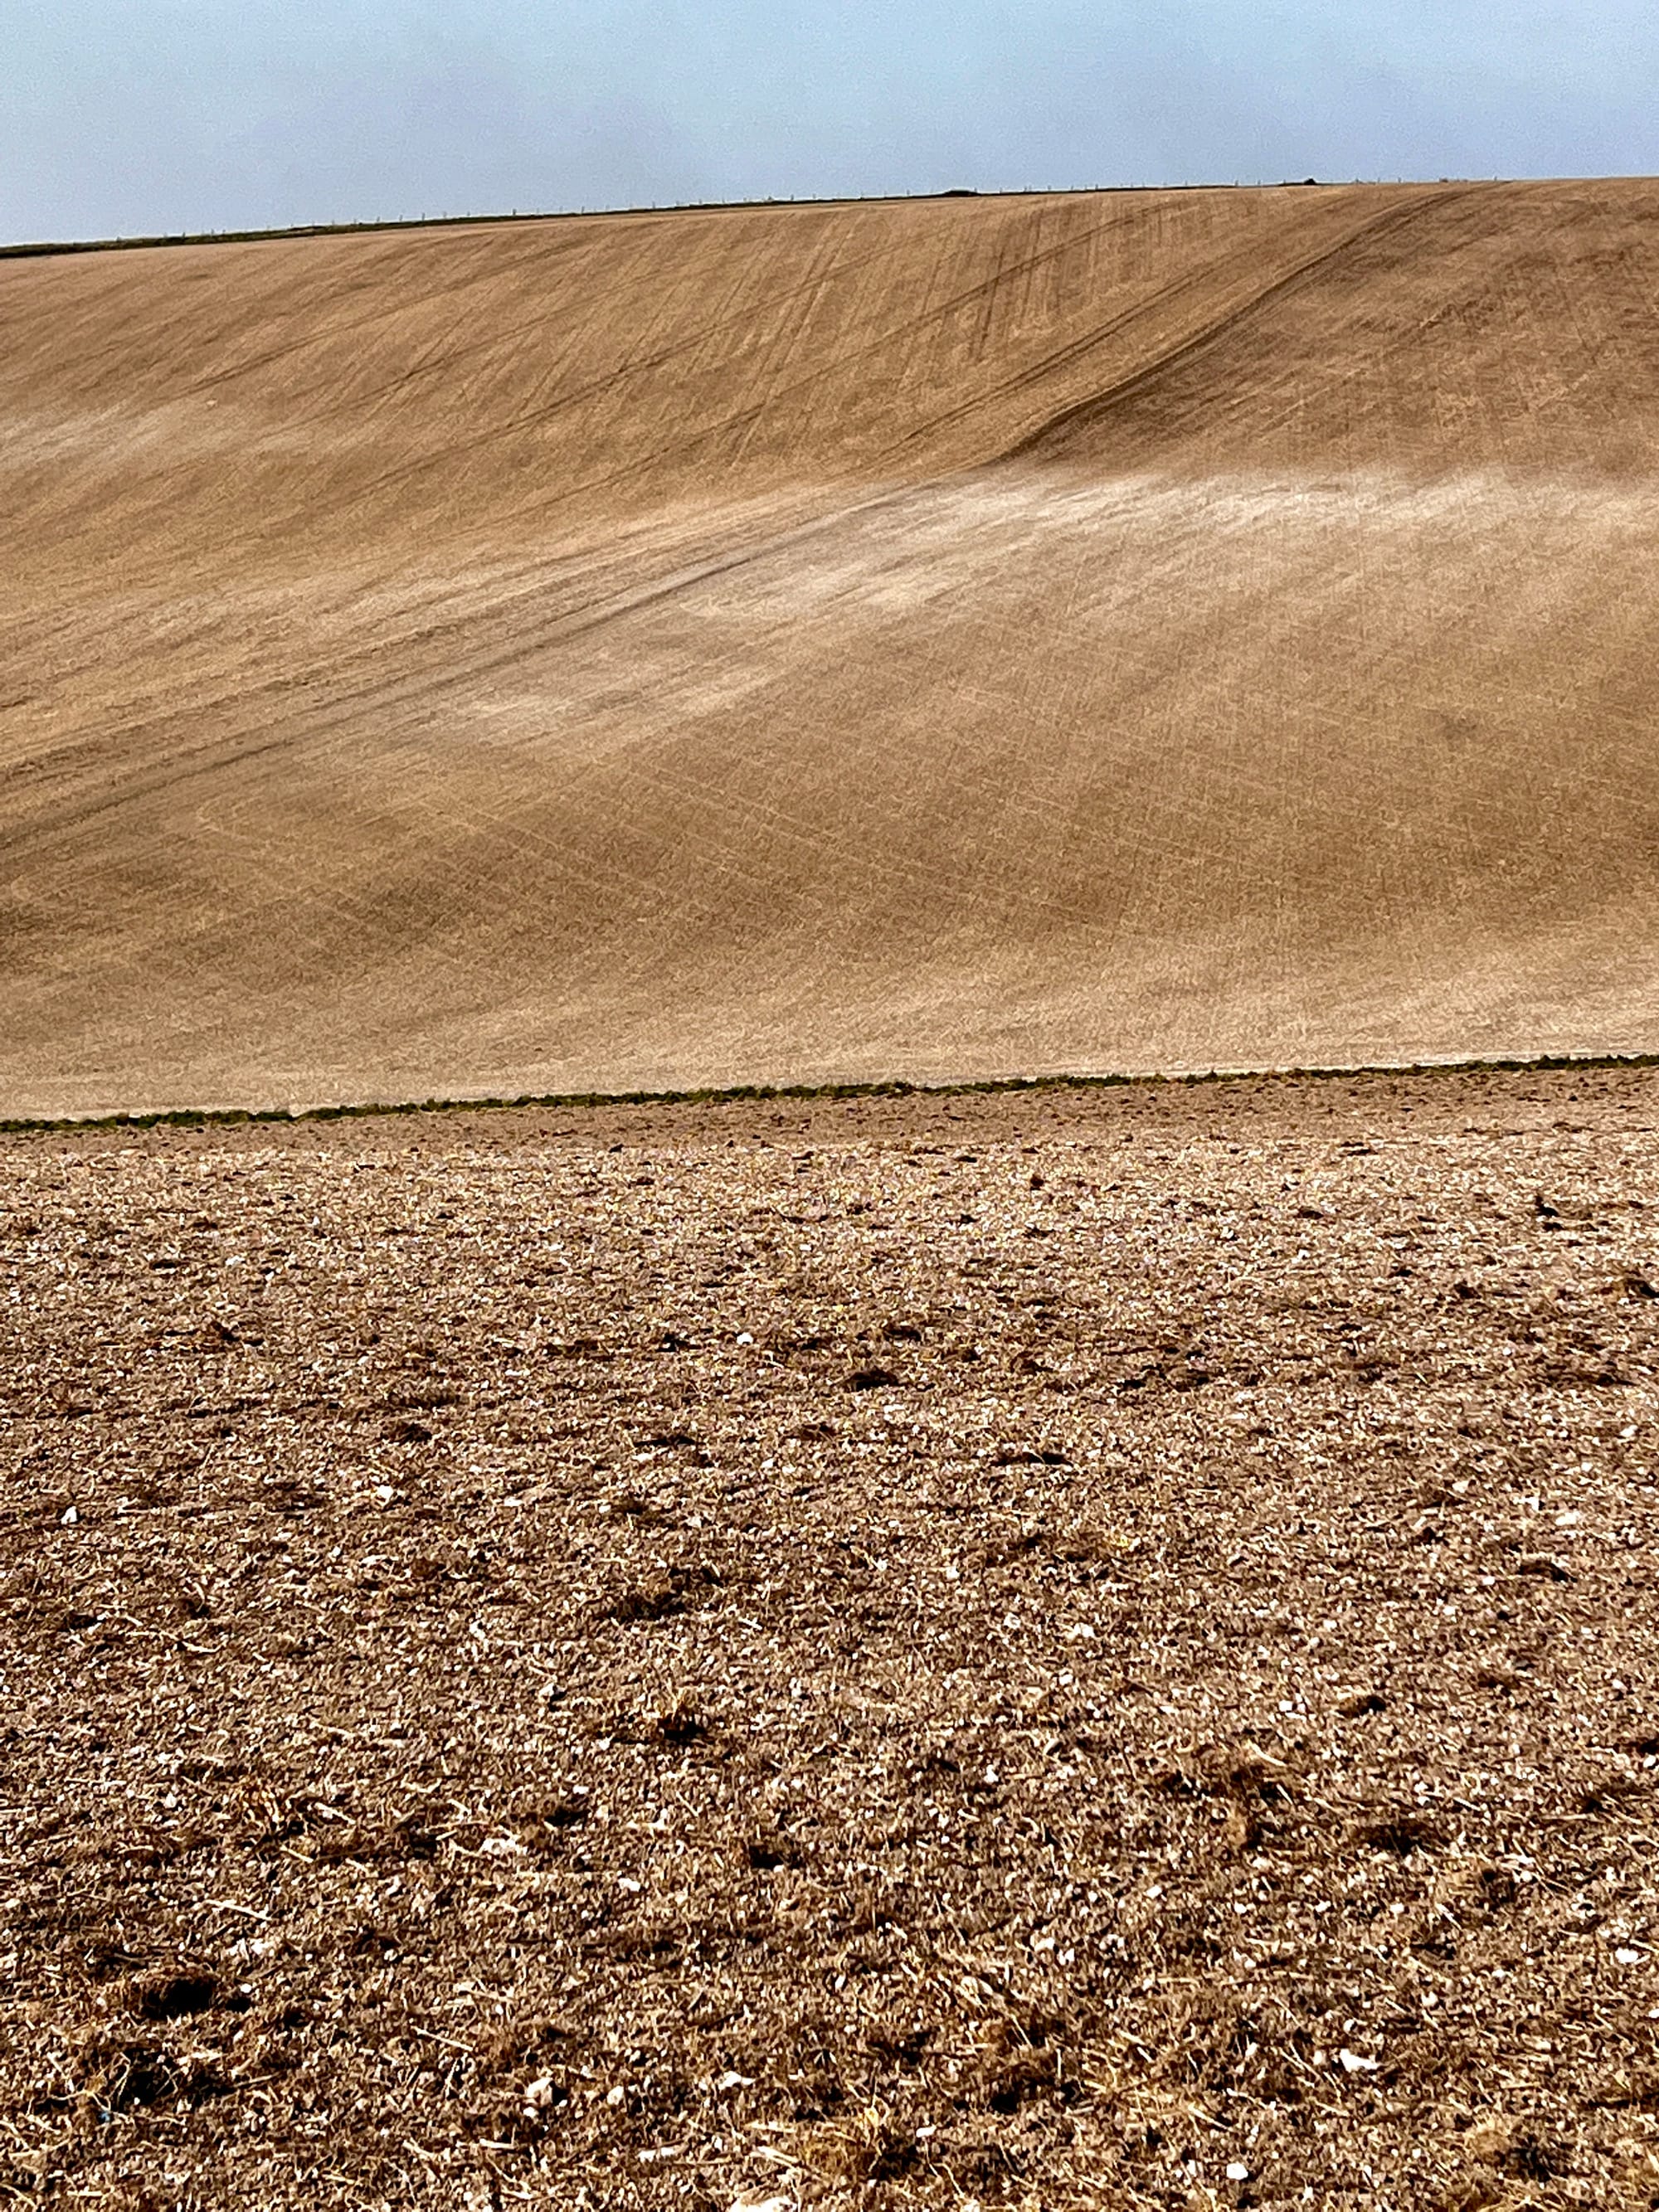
[6, 180, 1659, 1116]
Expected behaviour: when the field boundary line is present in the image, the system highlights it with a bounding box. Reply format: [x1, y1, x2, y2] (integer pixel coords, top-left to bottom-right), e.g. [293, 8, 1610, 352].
[4, 1049, 1657, 1136]
[0, 182, 1394, 263]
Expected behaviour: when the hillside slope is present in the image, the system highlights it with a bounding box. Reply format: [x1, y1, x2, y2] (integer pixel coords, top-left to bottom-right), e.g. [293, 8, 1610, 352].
[5, 180, 1659, 1115]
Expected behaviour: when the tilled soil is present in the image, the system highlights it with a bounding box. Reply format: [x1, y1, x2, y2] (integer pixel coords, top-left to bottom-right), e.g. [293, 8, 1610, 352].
[17, 185, 1659, 1119]
[3, 1066, 1658, 2210]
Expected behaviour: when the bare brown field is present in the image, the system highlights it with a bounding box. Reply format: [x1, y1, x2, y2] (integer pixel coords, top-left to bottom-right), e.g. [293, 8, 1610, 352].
[4, 1064, 1658, 2208]
[8, 181, 1659, 1115]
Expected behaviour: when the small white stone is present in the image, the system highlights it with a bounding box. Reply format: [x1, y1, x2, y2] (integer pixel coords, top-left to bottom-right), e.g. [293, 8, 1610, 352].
[1226, 2163, 1250, 2182]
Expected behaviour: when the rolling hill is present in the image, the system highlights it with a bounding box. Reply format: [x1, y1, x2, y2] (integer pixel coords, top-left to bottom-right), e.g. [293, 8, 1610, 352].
[6, 178, 1659, 1116]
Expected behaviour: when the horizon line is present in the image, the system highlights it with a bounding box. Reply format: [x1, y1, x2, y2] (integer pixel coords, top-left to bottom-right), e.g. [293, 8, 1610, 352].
[4, 169, 1610, 261]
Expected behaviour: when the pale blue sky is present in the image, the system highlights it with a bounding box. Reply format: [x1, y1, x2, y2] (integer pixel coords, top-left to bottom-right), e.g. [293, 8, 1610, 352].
[5, 1, 1658, 244]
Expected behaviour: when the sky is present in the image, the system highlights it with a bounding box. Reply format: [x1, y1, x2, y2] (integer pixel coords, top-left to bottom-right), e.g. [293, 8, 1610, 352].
[5, 0, 1659, 245]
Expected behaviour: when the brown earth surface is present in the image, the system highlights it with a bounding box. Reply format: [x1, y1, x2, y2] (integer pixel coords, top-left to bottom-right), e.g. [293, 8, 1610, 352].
[4, 1063, 1658, 2208]
[8, 180, 1659, 1115]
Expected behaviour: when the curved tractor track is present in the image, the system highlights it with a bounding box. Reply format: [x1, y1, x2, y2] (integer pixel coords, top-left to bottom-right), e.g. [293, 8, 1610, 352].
[4, 179, 1659, 1116]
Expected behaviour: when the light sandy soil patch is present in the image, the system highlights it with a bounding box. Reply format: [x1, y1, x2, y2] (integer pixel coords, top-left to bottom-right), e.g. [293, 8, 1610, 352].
[7, 181, 1659, 1112]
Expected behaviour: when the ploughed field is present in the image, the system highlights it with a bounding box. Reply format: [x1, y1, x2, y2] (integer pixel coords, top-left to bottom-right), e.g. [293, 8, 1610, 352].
[5, 1064, 1659, 2208]
[10, 179, 1659, 1115]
